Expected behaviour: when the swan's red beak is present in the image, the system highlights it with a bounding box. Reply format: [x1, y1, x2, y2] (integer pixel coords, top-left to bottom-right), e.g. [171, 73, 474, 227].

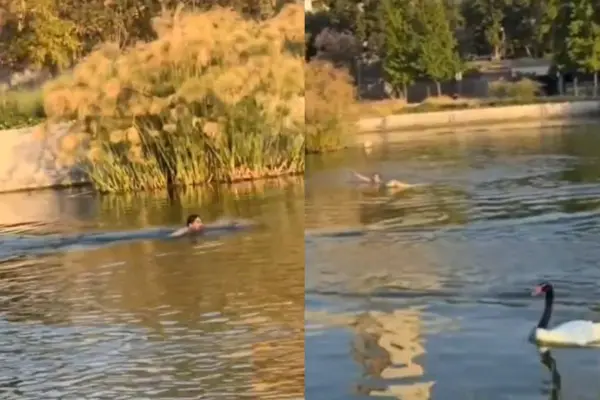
[532, 286, 543, 296]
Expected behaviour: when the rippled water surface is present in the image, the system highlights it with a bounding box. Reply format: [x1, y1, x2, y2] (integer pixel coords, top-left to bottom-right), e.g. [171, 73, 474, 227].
[305, 125, 600, 400]
[0, 178, 303, 399]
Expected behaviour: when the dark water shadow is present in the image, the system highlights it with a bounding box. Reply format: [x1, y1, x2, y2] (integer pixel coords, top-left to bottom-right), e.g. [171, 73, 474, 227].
[305, 228, 367, 240]
[539, 348, 562, 400]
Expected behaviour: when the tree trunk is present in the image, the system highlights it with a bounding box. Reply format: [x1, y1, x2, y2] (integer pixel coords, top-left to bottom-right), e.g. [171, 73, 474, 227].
[558, 74, 563, 95]
[594, 72, 598, 97]
[574, 76, 579, 97]
[395, 86, 404, 99]
[355, 57, 361, 100]
[492, 45, 501, 61]
[435, 81, 442, 96]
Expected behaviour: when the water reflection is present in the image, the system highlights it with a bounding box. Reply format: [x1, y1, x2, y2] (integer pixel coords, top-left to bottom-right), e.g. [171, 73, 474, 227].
[0, 177, 303, 399]
[538, 348, 562, 400]
[352, 309, 434, 399]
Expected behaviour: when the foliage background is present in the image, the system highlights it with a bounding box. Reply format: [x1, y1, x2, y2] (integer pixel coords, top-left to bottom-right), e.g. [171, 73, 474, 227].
[307, 0, 600, 98]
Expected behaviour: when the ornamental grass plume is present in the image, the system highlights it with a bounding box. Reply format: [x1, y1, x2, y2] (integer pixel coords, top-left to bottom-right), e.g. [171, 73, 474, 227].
[305, 60, 358, 153]
[43, 3, 305, 193]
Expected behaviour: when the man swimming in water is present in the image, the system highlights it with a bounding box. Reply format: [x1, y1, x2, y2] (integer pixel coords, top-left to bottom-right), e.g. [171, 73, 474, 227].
[169, 214, 205, 238]
[352, 171, 419, 190]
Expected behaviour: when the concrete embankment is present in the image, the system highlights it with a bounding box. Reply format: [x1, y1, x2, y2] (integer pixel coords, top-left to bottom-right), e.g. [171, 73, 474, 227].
[356, 100, 600, 145]
[0, 122, 87, 193]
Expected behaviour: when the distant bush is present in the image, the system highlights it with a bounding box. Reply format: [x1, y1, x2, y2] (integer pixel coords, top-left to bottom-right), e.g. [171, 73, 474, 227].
[0, 90, 46, 130]
[305, 61, 357, 153]
[489, 78, 541, 102]
[313, 28, 361, 68]
[419, 95, 479, 109]
[356, 98, 408, 117]
[42, 4, 305, 193]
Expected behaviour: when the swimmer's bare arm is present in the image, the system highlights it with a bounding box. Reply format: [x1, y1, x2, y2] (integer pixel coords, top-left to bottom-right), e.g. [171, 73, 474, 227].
[169, 227, 189, 238]
[386, 180, 426, 188]
[352, 171, 373, 183]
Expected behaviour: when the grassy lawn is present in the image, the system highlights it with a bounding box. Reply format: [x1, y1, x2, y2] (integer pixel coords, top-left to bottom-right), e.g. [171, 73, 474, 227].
[0, 89, 45, 130]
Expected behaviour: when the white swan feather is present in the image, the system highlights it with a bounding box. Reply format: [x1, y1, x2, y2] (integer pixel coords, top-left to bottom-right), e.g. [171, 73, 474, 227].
[535, 320, 600, 346]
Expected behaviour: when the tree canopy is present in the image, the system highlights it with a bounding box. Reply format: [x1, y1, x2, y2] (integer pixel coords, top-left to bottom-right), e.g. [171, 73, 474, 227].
[0, 0, 297, 73]
[307, 0, 600, 91]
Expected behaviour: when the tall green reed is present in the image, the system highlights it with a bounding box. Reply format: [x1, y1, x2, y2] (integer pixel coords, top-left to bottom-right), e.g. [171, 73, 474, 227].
[83, 99, 304, 193]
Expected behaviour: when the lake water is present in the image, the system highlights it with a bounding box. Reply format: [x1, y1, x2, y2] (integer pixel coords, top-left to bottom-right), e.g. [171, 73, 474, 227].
[0, 178, 304, 399]
[305, 125, 600, 400]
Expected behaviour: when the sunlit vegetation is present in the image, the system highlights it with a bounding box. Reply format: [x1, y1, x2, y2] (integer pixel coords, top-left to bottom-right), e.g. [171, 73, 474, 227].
[42, 4, 305, 193]
[305, 61, 358, 153]
[488, 78, 541, 102]
[0, 89, 45, 129]
[0, 0, 296, 74]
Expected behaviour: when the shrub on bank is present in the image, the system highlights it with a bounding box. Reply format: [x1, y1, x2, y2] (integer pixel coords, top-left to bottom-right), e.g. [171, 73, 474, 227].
[0, 89, 45, 129]
[305, 61, 357, 153]
[42, 4, 305, 193]
[356, 90, 583, 118]
[356, 98, 408, 117]
[488, 78, 541, 102]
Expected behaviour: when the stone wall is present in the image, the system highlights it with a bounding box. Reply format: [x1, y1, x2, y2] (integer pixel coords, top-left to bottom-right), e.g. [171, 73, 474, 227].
[358, 100, 600, 133]
[0, 122, 88, 193]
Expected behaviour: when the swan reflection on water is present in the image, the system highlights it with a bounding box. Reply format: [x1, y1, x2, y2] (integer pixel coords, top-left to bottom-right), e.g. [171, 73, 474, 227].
[537, 347, 562, 400]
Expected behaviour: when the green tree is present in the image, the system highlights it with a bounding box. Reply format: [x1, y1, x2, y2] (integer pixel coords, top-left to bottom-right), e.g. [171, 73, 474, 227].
[0, 0, 81, 73]
[320, 0, 386, 55]
[461, 0, 506, 58]
[500, 0, 565, 58]
[443, 0, 464, 33]
[562, 0, 600, 95]
[381, 0, 418, 98]
[414, 0, 460, 95]
[56, 0, 159, 53]
[533, 0, 562, 57]
[503, 0, 536, 57]
[57, 0, 281, 56]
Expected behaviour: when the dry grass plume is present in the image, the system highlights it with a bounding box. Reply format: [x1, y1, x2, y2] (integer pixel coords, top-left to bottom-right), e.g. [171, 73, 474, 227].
[43, 3, 305, 193]
[305, 60, 358, 153]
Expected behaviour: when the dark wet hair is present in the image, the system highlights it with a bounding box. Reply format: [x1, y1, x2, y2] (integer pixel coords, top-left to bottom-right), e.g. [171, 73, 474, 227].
[186, 214, 201, 226]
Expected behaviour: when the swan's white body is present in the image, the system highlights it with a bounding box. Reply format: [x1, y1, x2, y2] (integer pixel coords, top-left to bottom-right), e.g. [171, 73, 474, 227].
[535, 320, 600, 346]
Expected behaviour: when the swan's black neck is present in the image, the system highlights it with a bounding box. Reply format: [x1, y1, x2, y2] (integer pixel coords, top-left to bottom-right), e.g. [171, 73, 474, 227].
[537, 287, 554, 329]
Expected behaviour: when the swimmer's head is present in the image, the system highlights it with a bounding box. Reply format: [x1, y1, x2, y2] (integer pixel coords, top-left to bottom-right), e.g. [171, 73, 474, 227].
[186, 214, 203, 231]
